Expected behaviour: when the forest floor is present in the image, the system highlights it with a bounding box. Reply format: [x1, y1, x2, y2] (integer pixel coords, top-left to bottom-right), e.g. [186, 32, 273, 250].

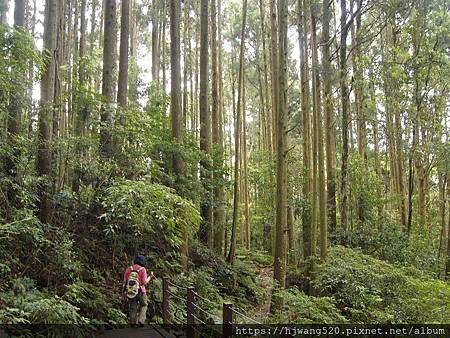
[249, 261, 274, 322]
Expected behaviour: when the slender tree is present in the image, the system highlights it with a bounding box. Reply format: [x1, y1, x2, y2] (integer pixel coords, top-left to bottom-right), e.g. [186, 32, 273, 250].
[117, 0, 129, 108]
[298, 0, 312, 261]
[169, 0, 187, 270]
[99, 0, 116, 158]
[322, 0, 336, 235]
[339, 0, 351, 236]
[227, 0, 247, 264]
[273, 0, 287, 289]
[211, 0, 226, 255]
[310, 1, 326, 260]
[199, 0, 213, 248]
[4, 0, 26, 208]
[152, 0, 160, 84]
[37, 0, 59, 223]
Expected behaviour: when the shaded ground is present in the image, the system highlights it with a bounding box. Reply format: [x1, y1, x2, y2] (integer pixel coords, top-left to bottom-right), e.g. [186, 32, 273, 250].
[97, 325, 175, 338]
[249, 262, 274, 322]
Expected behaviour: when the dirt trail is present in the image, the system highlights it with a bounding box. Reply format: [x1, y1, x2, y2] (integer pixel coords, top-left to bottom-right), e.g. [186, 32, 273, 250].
[250, 262, 273, 322]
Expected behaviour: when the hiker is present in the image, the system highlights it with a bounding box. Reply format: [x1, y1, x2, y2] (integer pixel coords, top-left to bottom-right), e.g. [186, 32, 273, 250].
[123, 255, 154, 326]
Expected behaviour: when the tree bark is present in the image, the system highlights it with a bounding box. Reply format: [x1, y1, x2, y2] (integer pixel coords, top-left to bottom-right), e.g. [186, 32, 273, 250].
[37, 0, 59, 223]
[298, 0, 312, 260]
[227, 0, 247, 264]
[322, 0, 336, 237]
[258, 0, 272, 154]
[152, 0, 160, 84]
[199, 0, 213, 249]
[169, 0, 187, 270]
[310, 2, 326, 260]
[273, 0, 287, 289]
[100, 0, 117, 158]
[269, 0, 278, 256]
[339, 0, 350, 237]
[4, 0, 26, 208]
[212, 0, 226, 256]
[117, 0, 129, 108]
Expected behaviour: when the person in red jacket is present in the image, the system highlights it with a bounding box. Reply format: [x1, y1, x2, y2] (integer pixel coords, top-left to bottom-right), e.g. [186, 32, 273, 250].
[123, 255, 154, 326]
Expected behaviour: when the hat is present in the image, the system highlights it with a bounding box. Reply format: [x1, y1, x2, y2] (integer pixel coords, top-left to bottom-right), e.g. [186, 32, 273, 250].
[134, 255, 145, 265]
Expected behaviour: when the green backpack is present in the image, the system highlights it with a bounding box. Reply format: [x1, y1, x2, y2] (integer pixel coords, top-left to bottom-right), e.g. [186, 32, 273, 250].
[126, 266, 143, 299]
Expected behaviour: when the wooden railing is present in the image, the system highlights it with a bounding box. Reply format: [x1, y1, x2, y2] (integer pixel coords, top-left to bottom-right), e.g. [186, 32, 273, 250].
[161, 277, 263, 337]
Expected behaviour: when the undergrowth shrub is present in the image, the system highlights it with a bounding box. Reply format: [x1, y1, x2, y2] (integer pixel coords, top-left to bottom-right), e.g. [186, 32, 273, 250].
[0, 278, 91, 337]
[268, 288, 347, 324]
[99, 179, 201, 273]
[63, 280, 126, 324]
[337, 220, 442, 276]
[313, 246, 450, 323]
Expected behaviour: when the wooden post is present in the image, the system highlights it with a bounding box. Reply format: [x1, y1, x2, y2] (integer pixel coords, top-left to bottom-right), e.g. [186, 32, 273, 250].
[163, 277, 170, 324]
[187, 287, 195, 324]
[187, 287, 195, 337]
[223, 303, 233, 338]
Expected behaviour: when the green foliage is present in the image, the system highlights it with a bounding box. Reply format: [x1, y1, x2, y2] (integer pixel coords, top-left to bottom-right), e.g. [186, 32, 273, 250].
[0, 25, 42, 96]
[248, 149, 275, 251]
[100, 179, 200, 272]
[63, 280, 126, 324]
[238, 249, 273, 266]
[0, 278, 92, 337]
[313, 246, 450, 323]
[336, 219, 443, 276]
[268, 288, 347, 324]
[101, 179, 200, 241]
[348, 153, 385, 223]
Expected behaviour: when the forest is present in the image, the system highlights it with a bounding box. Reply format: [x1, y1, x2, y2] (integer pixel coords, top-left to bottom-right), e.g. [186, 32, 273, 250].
[0, 0, 449, 336]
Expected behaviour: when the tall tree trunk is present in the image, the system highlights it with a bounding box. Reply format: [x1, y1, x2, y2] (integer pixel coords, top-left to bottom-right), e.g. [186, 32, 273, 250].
[152, 0, 160, 84]
[310, 2, 326, 260]
[298, 0, 312, 260]
[169, 0, 187, 270]
[199, 0, 212, 249]
[258, 0, 272, 154]
[369, 69, 383, 221]
[339, 0, 350, 237]
[161, 0, 166, 90]
[128, 0, 138, 103]
[182, 0, 190, 128]
[309, 0, 318, 279]
[7, 0, 26, 143]
[100, 0, 116, 158]
[242, 79, 250, 250]
[27, 0, 37, 109]
[269, 0, 278, 256]
[211, 0, 226, 256]
[351, 0, 366, 224]
[71, 0, 79, 123]
[216, 0, 226, 255]
[273, 0, 287, 290]
[4, 0, 26, 209]
[89, 0, 98, 55]
[117, 0, 129, 108]
[37, 0, 59, 223]
[322, 0, 336, 237]
[227, 0, 247, 264]
[193, 15, 199, 141]
[72, 0, 87, 193]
